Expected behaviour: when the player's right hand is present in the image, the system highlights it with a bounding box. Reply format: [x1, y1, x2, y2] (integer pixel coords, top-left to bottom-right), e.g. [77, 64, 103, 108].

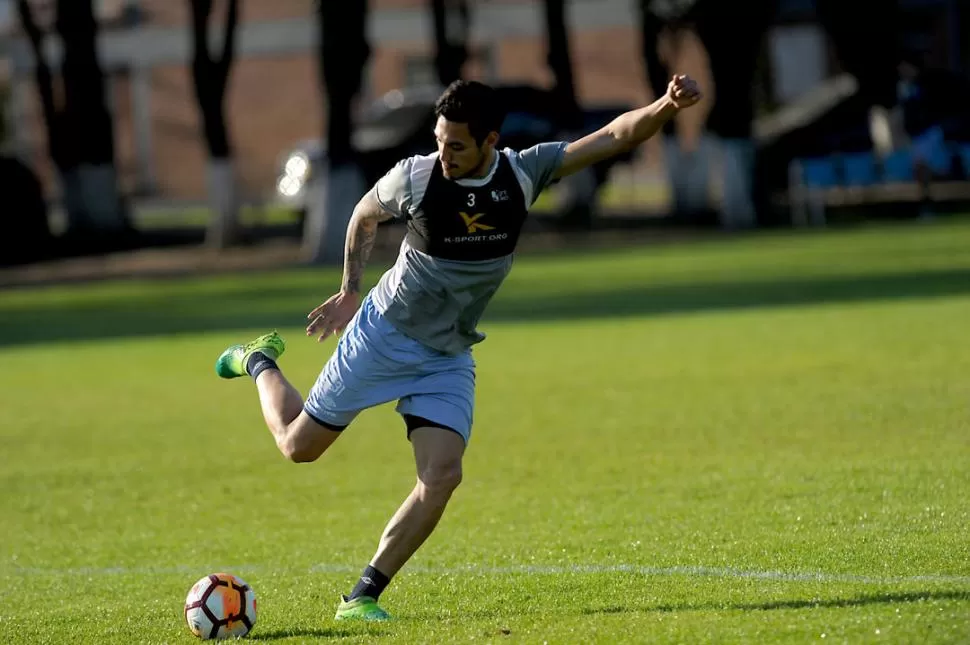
[306, 291, 361, 342]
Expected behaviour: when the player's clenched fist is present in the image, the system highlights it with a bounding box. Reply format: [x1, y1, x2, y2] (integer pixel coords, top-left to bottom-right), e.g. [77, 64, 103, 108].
[666, 74, 702, 109]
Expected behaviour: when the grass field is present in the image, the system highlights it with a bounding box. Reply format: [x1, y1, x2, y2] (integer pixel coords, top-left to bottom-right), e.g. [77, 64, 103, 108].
[1, 219, 969, 644]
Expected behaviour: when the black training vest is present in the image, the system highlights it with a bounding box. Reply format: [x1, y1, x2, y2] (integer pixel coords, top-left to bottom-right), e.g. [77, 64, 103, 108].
[405, 153, 529, 261]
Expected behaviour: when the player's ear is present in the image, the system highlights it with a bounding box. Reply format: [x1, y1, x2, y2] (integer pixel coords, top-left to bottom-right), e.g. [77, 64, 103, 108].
[483, 131, 500, 149]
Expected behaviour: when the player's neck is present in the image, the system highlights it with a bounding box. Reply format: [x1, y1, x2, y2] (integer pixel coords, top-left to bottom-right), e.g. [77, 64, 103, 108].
[465, 148, 496, 180]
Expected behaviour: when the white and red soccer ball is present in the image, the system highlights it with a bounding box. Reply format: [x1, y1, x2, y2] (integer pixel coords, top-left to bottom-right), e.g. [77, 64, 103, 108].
[184, 573, 257, 640]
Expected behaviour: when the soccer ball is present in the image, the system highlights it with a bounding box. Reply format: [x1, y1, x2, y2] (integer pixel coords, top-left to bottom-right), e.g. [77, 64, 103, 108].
[184, 572, 257, 640]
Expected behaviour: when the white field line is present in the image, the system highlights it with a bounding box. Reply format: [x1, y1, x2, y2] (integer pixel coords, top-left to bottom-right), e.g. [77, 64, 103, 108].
[3, 563, 969, 586]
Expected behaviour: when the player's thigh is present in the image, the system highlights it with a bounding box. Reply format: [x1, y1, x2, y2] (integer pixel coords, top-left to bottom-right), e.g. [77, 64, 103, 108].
[288, 410, 344, 459]
[396, 352, 476, 444]
[305, 300, 435, 427]
[305, 340, 399, 427]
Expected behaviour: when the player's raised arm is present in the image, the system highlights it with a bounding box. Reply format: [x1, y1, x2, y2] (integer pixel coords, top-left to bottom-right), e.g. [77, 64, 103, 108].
[553, 74, 702, 180]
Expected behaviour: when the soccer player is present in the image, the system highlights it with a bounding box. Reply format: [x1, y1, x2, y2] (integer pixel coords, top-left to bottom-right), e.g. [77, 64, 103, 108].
[215, 74, 701, 620]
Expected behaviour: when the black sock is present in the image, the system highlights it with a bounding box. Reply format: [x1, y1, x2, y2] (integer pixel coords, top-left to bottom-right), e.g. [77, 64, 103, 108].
[245, 352, 278, 381]
[347, 565, 390, 601]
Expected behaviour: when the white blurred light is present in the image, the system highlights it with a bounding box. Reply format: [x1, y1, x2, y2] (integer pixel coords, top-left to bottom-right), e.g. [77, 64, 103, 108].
[277, 174, 303, 197]
[284, 153, 310, 179]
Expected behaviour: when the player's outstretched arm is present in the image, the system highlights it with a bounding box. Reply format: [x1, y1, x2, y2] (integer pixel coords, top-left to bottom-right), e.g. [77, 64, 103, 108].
[306, 191, 393, 342]
[553, 74, 702, 180]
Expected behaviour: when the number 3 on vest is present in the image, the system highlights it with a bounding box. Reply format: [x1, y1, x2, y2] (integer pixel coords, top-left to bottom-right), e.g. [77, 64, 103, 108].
[467, 193, 476, 207]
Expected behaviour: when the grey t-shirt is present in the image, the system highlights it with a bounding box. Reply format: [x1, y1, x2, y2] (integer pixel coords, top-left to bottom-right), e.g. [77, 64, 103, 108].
[369, 142, 566, 355]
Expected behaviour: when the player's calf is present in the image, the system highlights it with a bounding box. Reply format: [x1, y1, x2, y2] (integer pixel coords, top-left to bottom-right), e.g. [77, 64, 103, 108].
[215, 331, 344, 463]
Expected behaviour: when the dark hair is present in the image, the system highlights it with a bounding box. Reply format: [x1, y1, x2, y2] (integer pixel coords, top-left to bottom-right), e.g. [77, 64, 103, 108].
[434, 80, 505, 145]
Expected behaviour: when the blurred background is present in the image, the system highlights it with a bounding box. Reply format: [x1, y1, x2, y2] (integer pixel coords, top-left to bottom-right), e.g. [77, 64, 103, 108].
[0, 0, 968, 270]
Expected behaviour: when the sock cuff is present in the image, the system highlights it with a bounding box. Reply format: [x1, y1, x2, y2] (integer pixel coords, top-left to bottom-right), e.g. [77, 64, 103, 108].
[246, 353, 279, 381]
[363, 565, 390, 586]
[347, 564, 391, 601]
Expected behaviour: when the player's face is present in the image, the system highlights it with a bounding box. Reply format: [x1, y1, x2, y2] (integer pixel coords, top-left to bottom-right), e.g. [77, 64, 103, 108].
[434, 117, 498, 180]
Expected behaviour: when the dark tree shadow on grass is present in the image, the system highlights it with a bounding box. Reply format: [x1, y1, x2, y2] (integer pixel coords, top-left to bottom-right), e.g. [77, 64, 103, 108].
[2, 266, 970, 348]
[581, 589, 970, 616]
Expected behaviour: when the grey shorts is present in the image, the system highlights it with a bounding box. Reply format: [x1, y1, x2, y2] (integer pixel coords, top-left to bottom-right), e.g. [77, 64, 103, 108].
[304, 295, 475, 442]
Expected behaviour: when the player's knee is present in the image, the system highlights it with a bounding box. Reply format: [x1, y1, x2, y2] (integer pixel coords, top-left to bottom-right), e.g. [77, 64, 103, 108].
[418, 462, 463, 495]
[277, 429, 325, 463]
[278, 436, 320, 463]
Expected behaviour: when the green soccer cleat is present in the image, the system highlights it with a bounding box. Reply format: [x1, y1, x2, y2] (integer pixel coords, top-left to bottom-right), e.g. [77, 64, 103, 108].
[334, 595, 391, 621]
[214, 331, 286, 379]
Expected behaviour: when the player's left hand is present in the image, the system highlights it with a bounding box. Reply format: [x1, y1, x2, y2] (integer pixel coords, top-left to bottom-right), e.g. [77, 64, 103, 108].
[666, 74, 702, 109]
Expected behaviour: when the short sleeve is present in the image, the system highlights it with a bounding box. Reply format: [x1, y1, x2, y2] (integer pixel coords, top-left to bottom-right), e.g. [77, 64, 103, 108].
[508, 142, 568, 205]
[374, 157, 416, 219]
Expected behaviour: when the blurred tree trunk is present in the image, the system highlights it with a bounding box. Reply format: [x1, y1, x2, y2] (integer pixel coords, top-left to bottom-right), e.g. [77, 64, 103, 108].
[431, 0, 469, 87]
[189, 0, 241, 249]
[15, 0, 60, 166]
[636, 0, 711, 224]
[694, 0, 776, 229]
[543, 0, 581, 131]
[303, 0, 369, 265]
[18, 0, 131, 238]
[542, 0, 596, 230]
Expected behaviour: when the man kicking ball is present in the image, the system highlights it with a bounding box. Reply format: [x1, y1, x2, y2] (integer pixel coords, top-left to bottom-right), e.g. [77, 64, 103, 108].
[215, 74, 701, 620]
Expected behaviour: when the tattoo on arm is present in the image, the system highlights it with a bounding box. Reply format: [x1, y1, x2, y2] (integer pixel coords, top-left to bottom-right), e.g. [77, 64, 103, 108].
[341, 193, 394, 294]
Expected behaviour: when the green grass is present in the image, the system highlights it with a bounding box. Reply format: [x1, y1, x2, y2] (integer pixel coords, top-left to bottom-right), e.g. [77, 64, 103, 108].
[134, 205, 302, 231]
[531, 180, 667, 213]
[2, 219, 969, 644]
